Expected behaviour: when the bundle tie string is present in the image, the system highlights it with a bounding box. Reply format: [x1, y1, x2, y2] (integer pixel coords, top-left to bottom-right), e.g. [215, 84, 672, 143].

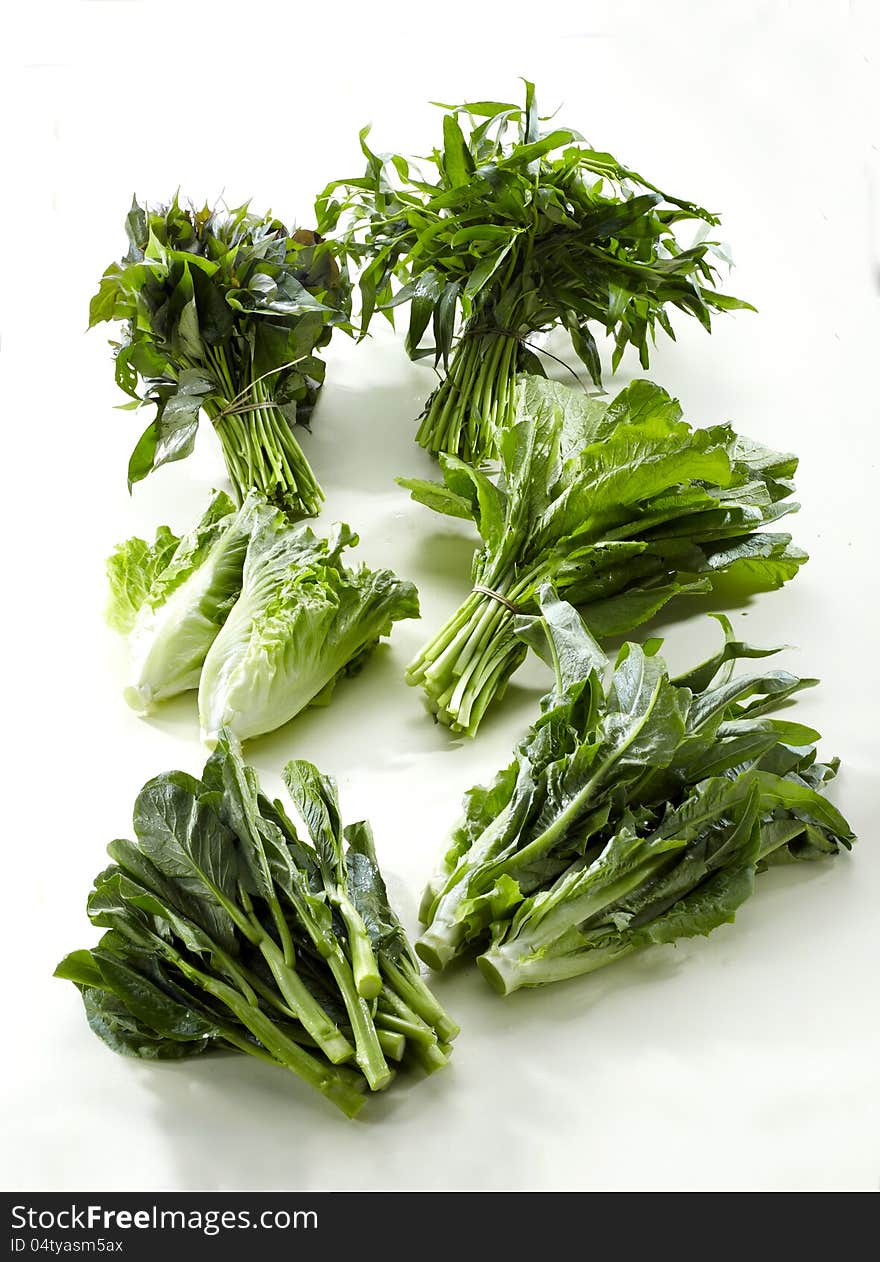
[461, 325, 588, 392]
[213, 357, 309, 421]
[472, 584, 521, 613]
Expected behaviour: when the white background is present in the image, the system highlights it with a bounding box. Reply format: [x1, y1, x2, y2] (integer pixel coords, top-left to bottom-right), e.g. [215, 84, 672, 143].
[3, 0, 879, 1192]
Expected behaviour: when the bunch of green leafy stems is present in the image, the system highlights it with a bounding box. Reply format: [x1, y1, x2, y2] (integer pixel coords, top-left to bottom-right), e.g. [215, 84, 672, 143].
[400, 375, 806, 737]
[317, 81, 751, 463]
[90, 197, 351, 518]
[417, 592, 855, 990]
[56, 734, 457, 1117]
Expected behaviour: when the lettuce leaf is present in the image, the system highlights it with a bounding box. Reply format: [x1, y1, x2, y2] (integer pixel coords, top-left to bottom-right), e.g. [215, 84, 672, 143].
[115, 491, 273, 712]
[198, 521, 419, 744]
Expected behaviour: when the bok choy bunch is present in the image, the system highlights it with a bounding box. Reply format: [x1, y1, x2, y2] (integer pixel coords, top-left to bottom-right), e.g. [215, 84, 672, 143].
[57, 736, 458, 1117]
[399, 375, 805, 738]
[417, 591, 855, 992]
[318, 82, 750, 463]
[90, 197, 351, 518]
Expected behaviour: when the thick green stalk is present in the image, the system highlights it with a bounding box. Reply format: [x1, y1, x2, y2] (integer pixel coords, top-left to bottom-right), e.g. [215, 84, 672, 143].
[376, 991, 449, 1071]
[405, 575, 527, 736]
[160, 939, 365, 1117]
[477, 937, 635, 995]
[376, 1028, 406, 1062]
[374, 1011, 432, 1045]
[417, 795, 523, 968]
[258, 935, 354, 1065]
[379, 952, 460, 1043]
[275, 883, 390, 1089]
[324, 949, 392, 1091]
[161, 868, 354, 1066]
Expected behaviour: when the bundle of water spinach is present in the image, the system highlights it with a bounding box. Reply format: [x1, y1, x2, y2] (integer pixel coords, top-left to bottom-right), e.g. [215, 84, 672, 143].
[318, 82, 750, 463]
[90, 197, 351, 518]
[57, 735, 457, 1117]
[417, 590, 854, 991]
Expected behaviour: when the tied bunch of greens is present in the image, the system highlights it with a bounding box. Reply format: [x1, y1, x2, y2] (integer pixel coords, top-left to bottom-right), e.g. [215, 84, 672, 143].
[317, 82, 750, 463]
[57, 735, 458, 1118]
[400, 375, 805, 737]
[417, 592, 855, 991]
[107, 490, 419, 742]
[90, 196, 352, 518]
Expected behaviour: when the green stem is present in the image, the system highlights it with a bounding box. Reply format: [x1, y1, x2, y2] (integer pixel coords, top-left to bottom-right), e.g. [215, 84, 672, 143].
[405, 572, 528, 737]
[333, 891, 382, 999]
[325, 948, 392, 1091]
[376, 996, 451, 1074]
[379, 952, 460, 1042]
[204, 373, 323, 519]
[163, 942, 365, 1117]
[477, 937, 635, 995]
[257, 935, 354, 1065]
[416, 796, 524, 969]
[376, 1028, 406, 1062]
[415, 328, 522, 462]
[375, 1011, 433, 1045]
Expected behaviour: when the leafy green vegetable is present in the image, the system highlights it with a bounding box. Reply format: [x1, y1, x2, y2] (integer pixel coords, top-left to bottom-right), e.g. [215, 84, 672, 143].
[108, 491, 418, 737]
[400, 375, 805, 737]
[416, 590, 854, 991]
[109, 491, 274, 712]
[90, 196, 351, 518]
[198, 519, 420, 744]
[318, 82, 751, 463]
[57, 734, 457, 1117]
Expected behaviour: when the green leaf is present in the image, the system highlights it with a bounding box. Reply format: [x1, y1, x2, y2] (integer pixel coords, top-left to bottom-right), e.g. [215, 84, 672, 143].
[132, 771, 241, 920]
[433, 281, 460, 367]
[441, 113, 474, 187]
[497, 129, 575, 167]
[630, 865, 756, 947]
[395, 477, 476, 522]
[105, 524, 180, 634]
[126, 370, 213, 489]
[514, 587, 606, 694]
[463, 241, 515, 299]
[437, 455, 506, 548]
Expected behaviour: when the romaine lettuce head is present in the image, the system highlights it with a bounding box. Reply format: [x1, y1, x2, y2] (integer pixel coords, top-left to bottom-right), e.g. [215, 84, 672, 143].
[115, 491, 278, 713]
[198, 521, 420, 744]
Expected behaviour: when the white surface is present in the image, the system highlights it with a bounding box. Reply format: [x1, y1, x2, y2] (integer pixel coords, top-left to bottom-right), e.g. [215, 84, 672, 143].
[3, 0, 879, 1193]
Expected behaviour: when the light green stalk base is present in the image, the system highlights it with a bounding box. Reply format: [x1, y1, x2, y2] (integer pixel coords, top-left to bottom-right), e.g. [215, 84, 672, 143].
[405, 587, 526, 737]
[477, 941, 636, 996]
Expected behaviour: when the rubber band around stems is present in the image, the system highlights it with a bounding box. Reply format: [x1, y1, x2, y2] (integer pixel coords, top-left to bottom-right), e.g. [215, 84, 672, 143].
[459, 325, 589, 392]
[472, 584, 521, 613]
[212, 356, 310, 421]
